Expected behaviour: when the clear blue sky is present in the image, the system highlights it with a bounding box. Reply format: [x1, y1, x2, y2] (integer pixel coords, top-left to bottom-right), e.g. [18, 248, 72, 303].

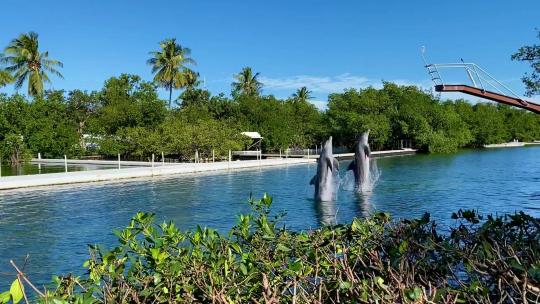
[0, 0, 538, 107]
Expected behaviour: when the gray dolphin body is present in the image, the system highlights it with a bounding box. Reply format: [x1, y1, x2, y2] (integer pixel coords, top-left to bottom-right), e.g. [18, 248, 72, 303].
[347, 131, 371, 189]
[310, 137, 339, 202]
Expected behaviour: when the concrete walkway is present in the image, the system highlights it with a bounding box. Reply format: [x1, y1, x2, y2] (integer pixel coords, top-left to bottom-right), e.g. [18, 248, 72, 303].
[3, 149, 417, 191]
[0, 158, 316, 190]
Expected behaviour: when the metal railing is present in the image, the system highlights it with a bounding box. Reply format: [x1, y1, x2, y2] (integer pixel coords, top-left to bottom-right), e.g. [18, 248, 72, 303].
[421, 47, 527, 106]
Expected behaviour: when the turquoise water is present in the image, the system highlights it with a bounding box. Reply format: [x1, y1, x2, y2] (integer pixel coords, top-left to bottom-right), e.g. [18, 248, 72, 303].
[0, 146, 539, 288]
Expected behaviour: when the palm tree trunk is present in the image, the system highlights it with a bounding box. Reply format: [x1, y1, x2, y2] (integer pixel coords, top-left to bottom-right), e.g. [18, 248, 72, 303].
[169, 85, 173, 108]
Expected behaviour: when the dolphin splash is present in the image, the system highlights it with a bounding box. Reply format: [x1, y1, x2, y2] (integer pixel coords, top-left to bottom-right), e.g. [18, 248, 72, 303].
[310, 136, 339, 202]
[347, 130, 371, 191]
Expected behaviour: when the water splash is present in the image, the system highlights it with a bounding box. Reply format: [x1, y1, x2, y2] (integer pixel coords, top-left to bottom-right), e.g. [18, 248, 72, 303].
[342, 159, 381, 217]
[341, 159, 380, 193]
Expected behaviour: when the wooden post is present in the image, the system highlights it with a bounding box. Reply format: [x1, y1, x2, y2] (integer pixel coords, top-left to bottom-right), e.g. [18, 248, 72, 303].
[64, 155, 68, 173]
[118, 153, 121, 169]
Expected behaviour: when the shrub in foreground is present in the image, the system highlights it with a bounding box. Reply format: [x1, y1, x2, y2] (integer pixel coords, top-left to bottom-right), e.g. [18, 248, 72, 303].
[2, 195, 540, 303]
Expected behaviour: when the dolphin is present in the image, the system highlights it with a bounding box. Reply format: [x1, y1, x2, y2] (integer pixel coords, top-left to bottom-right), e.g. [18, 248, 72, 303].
[347, 130, 371, 190]
[310, 136, 339, 202]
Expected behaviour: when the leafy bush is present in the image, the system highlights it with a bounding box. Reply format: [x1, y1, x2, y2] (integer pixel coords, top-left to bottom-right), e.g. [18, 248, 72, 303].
[3, 194, 540, 303]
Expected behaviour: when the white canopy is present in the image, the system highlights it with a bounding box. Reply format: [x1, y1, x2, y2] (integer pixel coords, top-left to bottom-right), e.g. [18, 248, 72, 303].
[241, 132, 263, 139]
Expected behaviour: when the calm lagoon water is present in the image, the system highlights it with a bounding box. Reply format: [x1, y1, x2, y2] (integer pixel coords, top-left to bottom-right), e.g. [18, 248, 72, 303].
[0, 163, 117, 176]
[0, 146, 539, 288]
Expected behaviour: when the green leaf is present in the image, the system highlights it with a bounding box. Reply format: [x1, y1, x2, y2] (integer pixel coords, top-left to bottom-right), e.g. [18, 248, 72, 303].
[0, 291, 10, 304]
[405, 287, 422, 300]
[288, 261, 302, 272]
[276, 244, 291, 252]
[339, 281, 351, 290]
[239, 263, 248, 275]
[9, 279, 24, 304]
[398, 240, 409, 254]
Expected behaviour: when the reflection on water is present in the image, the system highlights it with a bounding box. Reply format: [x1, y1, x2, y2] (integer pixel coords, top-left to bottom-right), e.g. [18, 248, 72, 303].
[0, 163, 117, 176]
[0, 146, 539, 289]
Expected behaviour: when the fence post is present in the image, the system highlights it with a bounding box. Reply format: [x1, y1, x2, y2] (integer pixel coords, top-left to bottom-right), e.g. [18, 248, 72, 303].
[118, 153, 121, 169]
[64, 155, 68, 173]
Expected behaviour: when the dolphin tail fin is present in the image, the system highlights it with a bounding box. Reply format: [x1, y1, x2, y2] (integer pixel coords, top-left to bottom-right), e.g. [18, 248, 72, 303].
[309, 175, 317, 185]
[347, 160, 355, 171]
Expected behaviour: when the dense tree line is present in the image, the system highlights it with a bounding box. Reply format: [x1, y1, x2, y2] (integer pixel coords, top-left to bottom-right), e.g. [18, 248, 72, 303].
[1, 31, 540, 163]
[1, 78, 539, 163]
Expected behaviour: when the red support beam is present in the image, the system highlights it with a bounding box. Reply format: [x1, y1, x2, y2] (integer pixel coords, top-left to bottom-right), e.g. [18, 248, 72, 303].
[435, 84, 540, 114]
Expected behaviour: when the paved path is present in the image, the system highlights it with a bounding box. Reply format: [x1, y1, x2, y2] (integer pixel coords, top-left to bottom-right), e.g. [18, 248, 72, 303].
[2, 149, 417, 190]
[0, 158, 315, 190]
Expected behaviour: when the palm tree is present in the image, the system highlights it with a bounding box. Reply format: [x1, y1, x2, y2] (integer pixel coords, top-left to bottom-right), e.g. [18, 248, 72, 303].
[147, 38, 196, 107]
[0, 32, 63, 97]
[292, 86, 312, 103]
[0, 70, 13, 87]
[232, 67, 262, 97]
[184, 69, 200, 91]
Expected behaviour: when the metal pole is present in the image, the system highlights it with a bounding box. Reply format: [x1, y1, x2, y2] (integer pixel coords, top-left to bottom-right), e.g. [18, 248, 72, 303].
[161, 152, 165, 166]
[64, 155, 68, 173]
[212, 149, 215, 163]
[0, 158, 2, 177]
[228, 150, 231, 169]
[152, 153, 155, 169]
[307, 148, 310, 159]
[279, 149, 282, 159]
[37, 152, 41, 172]
[118, 153, 121, 169]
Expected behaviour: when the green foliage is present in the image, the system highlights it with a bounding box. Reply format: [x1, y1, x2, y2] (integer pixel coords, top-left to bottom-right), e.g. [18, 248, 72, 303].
[4, 194, 540, 303]
[327, 83, 539, 152]
[511, 29, 540, 97]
